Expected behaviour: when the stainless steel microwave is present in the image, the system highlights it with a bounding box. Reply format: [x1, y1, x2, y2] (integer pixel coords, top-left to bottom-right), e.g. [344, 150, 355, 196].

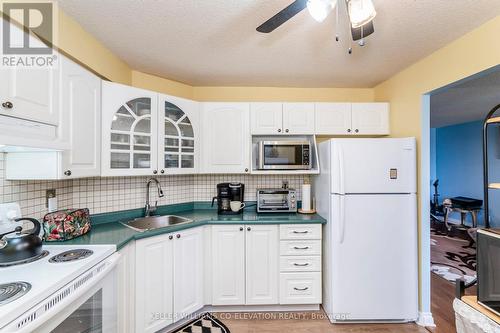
[257, 141, 311, 170]
[477, 228, 500, 315]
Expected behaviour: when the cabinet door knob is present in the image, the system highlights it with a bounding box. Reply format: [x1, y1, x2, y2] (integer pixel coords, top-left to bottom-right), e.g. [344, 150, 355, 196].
[169, 235, 173, 240]
[160, 169, 165, 174]
[239, 227, 244, 231]
[176, 234, 181, 238]
[278, 128, 281, 133]
[355, 129, 359, 133]
[285, 129, 289, 133]
[245, 168, 249, 172]
[347, 129, 351, 133]
[2, 101, 13, 109]
[247, 227, 251, 231]
[64, 170, 72, 176]
[153, 170, 158, 174]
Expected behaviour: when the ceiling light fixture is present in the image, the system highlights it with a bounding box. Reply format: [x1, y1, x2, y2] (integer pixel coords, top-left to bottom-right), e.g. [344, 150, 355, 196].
[307, 0, 337, 23]
[347, 0, 376, 28]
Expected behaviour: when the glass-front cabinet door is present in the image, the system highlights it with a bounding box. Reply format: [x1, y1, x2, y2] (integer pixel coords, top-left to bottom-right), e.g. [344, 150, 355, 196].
[102, 82, 158, 176]
[158, 95, 199, 174]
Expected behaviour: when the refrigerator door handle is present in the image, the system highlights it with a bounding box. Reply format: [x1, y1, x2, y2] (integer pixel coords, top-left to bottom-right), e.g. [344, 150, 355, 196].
[339, 145, 345, 194]
[339, 195, 346, 244]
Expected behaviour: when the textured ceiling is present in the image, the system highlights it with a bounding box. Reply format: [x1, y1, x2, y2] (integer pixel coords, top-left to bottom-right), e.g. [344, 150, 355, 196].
[57, 0, 500, 87]
[431, 67, 500, 128]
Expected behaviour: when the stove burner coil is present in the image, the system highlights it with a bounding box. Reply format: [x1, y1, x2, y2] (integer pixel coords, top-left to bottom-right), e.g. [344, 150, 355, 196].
[49, 249, 93, 263]
[0, 282, 31, 306]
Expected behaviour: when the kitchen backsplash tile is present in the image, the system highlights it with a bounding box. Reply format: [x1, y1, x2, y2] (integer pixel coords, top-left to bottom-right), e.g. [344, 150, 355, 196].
[0, 153, 307, 219]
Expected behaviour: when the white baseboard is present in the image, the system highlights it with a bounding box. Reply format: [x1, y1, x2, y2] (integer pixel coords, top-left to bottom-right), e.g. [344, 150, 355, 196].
[417, 311, 435, 327]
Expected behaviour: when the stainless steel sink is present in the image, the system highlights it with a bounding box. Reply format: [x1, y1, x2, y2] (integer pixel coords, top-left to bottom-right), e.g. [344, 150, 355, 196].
[120, 215, 193, 232]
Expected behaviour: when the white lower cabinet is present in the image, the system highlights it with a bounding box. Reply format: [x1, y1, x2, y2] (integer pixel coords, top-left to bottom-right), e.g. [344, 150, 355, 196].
[135, 227, 204, 333]
[211, 225, 279, 305]
[279, 224, 322, 305]
[279, 272, 322, 304]
[173, 227, 204, 319]
[245, 225, 279, 305]
[211, 225, 246, 305]
[117, 241, 136, 333]
[135, 233, 174, 333]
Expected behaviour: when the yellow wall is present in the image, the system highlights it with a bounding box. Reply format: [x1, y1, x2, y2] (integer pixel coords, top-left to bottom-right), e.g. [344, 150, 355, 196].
[375, 16, 500, 135]
[57, 10, 132, 85]
[130, 72, 374, 102]
[191, 86, 373, 102]
[374, 15, 500, 309]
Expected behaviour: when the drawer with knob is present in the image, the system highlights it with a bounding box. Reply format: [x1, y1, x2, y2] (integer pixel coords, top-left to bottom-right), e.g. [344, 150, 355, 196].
[279, 272, 321, 305]
[279, 256, 321, 272]
[279, 224, 321, 240]
[280, 240, 321, 256]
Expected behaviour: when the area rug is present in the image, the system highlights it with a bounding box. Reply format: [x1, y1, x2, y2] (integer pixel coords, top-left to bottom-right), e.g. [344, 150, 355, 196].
[171, 313, 230, 333]
[431, 228, 476, 284]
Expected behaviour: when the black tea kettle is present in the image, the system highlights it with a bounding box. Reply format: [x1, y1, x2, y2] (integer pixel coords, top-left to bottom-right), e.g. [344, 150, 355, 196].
[0, 218, 43, 264]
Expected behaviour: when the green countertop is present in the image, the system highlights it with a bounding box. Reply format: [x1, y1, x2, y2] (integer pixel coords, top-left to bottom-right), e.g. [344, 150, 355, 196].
[48, 202, 326, 250]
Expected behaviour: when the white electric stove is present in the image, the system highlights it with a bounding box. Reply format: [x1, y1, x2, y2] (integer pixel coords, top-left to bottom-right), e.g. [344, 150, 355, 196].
[0, 244, 119, 333]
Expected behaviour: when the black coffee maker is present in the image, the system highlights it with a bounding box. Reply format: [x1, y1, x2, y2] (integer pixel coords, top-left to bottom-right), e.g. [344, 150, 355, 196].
[212, 183, 245, 215]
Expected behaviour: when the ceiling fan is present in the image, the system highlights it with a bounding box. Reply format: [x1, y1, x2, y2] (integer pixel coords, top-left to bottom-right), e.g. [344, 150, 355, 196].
[256, 0, 376, 53]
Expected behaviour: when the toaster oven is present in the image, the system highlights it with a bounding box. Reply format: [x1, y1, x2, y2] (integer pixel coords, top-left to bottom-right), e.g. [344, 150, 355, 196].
[257, 189, 297, 213]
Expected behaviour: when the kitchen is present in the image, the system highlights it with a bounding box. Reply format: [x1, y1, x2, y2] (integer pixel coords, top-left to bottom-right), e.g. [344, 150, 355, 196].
[1, 1, 500, 333]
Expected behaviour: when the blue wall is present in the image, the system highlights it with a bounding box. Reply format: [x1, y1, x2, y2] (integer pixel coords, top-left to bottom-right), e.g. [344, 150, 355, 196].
[431, 120, 500, 227]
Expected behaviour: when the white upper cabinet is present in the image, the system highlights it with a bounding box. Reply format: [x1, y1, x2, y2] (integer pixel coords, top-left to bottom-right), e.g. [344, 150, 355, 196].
[159, 94, 199, 174]
[60, 56, 101, 178]
[251, 102, 315, 135]
[4, 55, 101, 180]
[0, 21, 59, 126]
[250, 102, 283, 135]
[201, 102, 250, 174]
[101, 81, 159, 176]
[315, 103, 352, 135]
[282, 103, 315, 134]
[314, 102, 389, 135]
[351, 103, 390, 135]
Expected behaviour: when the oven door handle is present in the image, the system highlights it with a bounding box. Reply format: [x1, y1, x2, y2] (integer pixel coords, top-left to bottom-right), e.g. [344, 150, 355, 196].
[14, 252, 121, 333]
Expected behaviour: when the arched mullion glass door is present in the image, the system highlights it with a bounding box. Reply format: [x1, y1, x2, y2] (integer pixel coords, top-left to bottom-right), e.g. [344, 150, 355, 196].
[163, 101, 195, 170]
[110, 97, 152, 170]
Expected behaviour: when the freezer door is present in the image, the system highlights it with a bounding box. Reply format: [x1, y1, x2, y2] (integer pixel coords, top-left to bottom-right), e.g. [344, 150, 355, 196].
[330, 138, 416, 194]
[327, 194, 418, 322]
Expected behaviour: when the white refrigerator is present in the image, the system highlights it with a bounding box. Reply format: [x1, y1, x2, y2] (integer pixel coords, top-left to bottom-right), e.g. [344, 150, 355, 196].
[313, 138, 418, 323]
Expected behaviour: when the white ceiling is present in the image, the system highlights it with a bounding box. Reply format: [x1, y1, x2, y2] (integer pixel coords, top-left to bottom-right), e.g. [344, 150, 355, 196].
[57, 0, 500, 87]
[431, 67, 500, 128]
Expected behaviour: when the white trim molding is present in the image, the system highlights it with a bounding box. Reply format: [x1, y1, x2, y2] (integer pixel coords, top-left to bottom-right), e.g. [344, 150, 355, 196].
[417, 311, 436, 327]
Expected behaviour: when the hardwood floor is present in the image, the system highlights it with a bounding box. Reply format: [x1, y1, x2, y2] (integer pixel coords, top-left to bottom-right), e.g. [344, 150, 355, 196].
[212, 311, 428, 333]
[427, 272, 476, 333]
[208, 273, 474, 333]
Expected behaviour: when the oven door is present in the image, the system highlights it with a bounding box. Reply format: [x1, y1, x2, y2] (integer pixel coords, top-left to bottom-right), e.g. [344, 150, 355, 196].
[258, 141, 310, 170]
[12, 253, 120, 333]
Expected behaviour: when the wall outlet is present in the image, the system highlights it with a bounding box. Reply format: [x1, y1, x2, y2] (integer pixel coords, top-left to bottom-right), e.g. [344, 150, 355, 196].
[46, 189, 56, 208]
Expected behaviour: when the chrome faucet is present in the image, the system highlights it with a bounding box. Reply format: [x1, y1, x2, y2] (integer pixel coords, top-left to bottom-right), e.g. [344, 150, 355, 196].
[145, 178, 164, 217]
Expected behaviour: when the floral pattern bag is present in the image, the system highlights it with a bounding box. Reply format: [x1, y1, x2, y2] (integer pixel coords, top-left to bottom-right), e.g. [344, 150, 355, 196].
[43, 208, 91, 241]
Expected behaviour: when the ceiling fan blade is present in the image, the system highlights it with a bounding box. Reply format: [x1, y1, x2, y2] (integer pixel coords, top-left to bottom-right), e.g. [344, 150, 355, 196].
[256, 0, 308, 33]
[351, 21, 374, 41]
